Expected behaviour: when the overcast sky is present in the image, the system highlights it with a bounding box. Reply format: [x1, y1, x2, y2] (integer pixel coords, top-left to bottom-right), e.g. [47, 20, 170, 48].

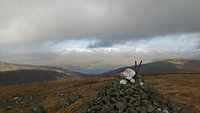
[0, 0, 200, 68]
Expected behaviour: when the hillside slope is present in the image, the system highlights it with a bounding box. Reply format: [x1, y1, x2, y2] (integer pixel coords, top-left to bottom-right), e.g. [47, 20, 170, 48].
[0, 70, 76, 86]
[0, 62, 32, 71]
[101, 59, 200, 76]
[0, 61, 85, 78]
[0, 62, 87, 86]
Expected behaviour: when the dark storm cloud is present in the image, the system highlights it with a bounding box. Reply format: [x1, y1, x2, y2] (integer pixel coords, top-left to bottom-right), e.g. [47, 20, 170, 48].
[0, 0, 200, 47]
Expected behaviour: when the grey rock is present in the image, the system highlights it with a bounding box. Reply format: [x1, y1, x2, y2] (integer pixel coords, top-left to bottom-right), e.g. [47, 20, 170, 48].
[141, 100, 149, 106]
[129, 97, 137, 103]
[147, 105, 155, 112]
[162, 98, 169, 104]
[122, 98, 128, 103]
[100, 105, 110, 113]
[79, 77, 188, 113]
[30, 104, 47, 113]
[91, 105, 102, 111]
[140, 106, 147, 113]
[125, 88, 135, 95]
[112, 92, 120, 99]
[0, 106, 6, 113]
[128, 107, 138, 113]
[127, 103, 133, 107]
[153, 101, 160, 107]
[141, 93, 148, 99]
[102, 96, 109, 104]
[110, 97, 116, 103]
[115, 102, 127, 111]
[167, 102, 177, 109]
[57, 98, 73, 109]
[135, 106, 141, 112]
[120, 90, 125, 96]
[133, 101, 141, 106]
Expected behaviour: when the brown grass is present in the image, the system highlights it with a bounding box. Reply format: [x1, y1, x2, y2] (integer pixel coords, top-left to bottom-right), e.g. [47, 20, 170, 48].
[0, 74, 200, 113]
[143, 74, 200, 113]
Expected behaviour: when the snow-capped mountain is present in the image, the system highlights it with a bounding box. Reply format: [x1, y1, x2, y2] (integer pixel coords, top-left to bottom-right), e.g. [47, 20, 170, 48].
[61, 48, 121, 54]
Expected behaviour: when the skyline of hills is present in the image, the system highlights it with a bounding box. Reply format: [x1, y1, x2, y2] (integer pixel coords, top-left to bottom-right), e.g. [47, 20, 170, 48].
[100, 59, 200, 76]
[1, 59, 200, 86]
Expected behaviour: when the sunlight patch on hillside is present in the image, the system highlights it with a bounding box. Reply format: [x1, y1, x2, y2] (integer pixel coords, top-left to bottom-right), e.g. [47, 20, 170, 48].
[167, 60, 186, 65]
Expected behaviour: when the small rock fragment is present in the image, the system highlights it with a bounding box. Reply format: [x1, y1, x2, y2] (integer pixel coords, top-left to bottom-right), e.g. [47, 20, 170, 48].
[130, 78, 135, 83]
[59, 93, 64, 97]
[125, 88, 134, 95]
[13, 97, 19, 100]
[29, 104, 47, 113]
[140, 82, 144, 86]
[157, 108, 161, 111]
[147, 105, 155, 112]
[57, 98, 73, 109]
[120, 79, 127, 85]
[115, 102, 127, 111]
[163, 109, 169, 113]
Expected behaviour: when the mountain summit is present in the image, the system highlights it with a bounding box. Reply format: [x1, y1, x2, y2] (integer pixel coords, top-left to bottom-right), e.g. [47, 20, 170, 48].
[80, 70, 188, 113]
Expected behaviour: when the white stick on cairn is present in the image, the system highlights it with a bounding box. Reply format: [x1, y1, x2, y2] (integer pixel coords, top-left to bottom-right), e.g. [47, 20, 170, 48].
[120, 68, 136, 84]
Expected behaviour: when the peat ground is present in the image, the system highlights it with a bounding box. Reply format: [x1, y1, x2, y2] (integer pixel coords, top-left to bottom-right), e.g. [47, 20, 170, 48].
[0, 73, 199, 113]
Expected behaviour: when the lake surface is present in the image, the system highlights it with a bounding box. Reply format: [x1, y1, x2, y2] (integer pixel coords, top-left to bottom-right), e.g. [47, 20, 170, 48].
[73, 69, 110, 74]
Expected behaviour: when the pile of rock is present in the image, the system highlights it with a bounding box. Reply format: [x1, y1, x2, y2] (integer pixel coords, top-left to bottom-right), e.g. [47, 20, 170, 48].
[80, 69, 187, 113]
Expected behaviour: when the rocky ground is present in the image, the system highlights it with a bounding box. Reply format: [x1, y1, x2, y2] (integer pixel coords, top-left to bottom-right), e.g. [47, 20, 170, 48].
[80, 76, 187, 113]
[0, 74, 199, 113]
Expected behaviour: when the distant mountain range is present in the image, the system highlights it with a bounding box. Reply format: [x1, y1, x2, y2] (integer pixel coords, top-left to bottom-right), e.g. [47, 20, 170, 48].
[1, 59, 200, 86]
[0, 62, 86, 86]
[100, 59, 200, 76]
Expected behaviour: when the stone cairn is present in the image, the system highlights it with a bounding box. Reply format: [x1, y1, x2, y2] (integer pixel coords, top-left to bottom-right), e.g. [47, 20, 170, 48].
[80, 61, 188, 113]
